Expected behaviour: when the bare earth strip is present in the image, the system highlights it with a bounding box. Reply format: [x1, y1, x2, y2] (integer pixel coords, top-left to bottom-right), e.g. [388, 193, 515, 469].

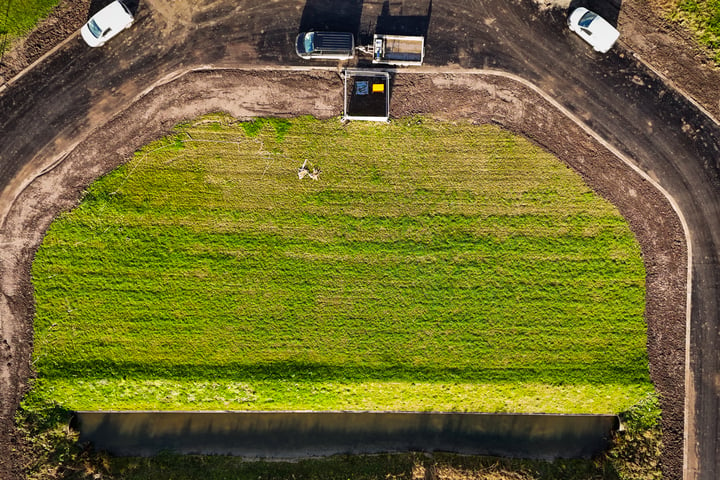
[0, 69, 687, 479]
[2, 0, 719, 121]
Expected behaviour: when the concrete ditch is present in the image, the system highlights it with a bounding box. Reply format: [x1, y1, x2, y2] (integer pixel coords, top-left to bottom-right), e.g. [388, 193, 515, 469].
[74, 410, 619, 459]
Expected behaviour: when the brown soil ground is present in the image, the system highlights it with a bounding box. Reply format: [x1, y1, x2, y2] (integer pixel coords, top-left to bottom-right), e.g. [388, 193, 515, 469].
[619, 0, 720, 121]
[0, 1, 91, 84]
[1, 0, 716, 479]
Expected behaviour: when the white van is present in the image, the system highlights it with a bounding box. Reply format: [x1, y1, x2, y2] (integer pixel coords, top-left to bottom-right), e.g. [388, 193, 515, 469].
[567, 8, 620, 53]
[295, 32, 355, 60]
[81, 1, 134, 47]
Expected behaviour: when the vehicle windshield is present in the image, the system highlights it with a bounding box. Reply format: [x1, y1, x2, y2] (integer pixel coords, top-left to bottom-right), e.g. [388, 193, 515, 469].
[304, 32, 315, 53]
[87, 19, 103, 38]
[578, 11, 597, 28]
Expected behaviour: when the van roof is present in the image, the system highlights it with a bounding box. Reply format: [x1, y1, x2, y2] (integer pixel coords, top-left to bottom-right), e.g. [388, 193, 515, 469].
[93, 1, 133, 32]
[312, 31, 354, 51]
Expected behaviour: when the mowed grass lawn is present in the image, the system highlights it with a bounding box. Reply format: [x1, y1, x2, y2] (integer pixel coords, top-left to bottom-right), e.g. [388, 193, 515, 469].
[30, 115, 652, 413]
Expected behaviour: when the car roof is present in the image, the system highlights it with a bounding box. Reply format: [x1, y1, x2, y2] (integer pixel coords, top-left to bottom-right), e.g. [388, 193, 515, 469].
[569, 7, 590, 24]
[585, 15, 619, 50]
[92, 1, 133, 31]
[569, 7, 619, 52]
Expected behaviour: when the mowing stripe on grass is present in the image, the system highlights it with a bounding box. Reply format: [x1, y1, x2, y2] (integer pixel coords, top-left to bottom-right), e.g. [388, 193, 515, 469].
[30, 115, 651, 413]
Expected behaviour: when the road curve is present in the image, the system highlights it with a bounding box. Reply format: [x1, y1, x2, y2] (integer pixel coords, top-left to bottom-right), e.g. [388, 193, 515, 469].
[0, 1, 718, 478]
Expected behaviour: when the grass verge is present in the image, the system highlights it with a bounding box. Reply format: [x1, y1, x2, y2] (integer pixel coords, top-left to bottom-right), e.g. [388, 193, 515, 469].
[0, 0, 60, 54]
[669, 0, 720, 62]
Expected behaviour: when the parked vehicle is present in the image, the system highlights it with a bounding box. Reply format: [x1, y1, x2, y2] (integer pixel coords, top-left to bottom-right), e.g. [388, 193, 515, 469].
[295, 31, 355, 60]
[567, 7, 619, 53]
[372, 34, 425, 66]
[81, 0, 134, 47]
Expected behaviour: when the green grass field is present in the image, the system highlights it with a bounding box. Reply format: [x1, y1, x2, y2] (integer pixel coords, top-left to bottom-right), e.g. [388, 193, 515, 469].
[672, 0, 720, 61]
[30, 115, 652, 413]
[0, 0, 60, 53]
[56, 453, 623, 480]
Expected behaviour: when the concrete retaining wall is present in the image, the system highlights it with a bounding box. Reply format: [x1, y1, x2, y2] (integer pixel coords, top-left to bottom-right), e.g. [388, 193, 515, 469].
[74, 411, 619, 459]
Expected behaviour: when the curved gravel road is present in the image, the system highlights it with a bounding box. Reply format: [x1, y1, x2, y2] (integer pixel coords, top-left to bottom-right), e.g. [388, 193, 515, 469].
[0, 1, 718, 479]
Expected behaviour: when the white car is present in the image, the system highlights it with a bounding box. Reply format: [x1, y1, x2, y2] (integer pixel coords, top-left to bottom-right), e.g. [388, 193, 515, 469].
[81, 1, 134, 47]
[567, 7, 620, 53]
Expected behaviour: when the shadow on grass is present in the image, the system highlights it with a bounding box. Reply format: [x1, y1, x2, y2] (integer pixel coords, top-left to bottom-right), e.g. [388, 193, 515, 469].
[38, 359, 651, 385]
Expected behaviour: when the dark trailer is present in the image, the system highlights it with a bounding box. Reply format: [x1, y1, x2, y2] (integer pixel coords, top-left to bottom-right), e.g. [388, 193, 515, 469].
[343, 70, 390, 122]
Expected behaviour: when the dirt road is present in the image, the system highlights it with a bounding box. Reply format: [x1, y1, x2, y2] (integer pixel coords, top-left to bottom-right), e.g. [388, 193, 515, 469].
[1, 1, 719, 479]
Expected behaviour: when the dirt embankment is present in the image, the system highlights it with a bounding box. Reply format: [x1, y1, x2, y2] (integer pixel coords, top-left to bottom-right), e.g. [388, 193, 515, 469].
[1, 0, 718, 119]
[620, 0, 720, 120]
